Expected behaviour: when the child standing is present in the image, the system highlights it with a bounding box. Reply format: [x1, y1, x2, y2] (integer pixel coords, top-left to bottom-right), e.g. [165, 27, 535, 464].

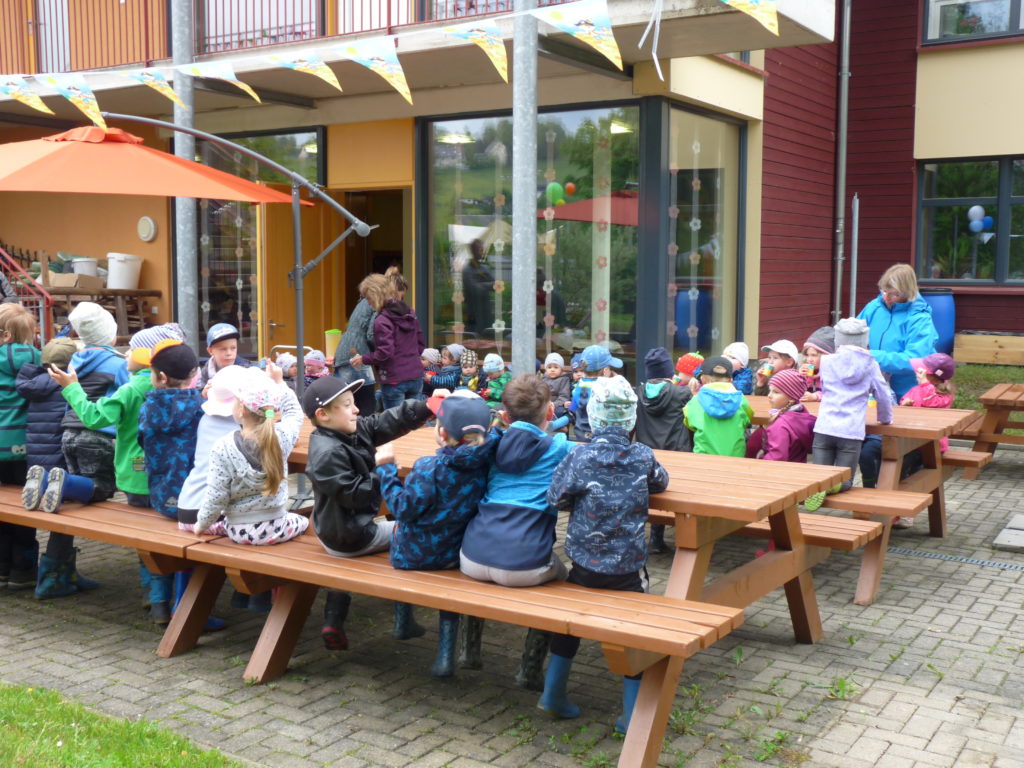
[198, 323, 251, 389]
[302, 376, 431, 650]
[806, 318, 893, 510]
[753, 340, 799, 396]
[569, 345, 623, 442]
[377, 390, 498, 676]
[480, 353, 512, 409]
[541, 352, 572, 417]
[683, 355, 753, 457]
[745, 369, 816, 462]
[800, 327, 835, 401]
[541, 375, 669, 732]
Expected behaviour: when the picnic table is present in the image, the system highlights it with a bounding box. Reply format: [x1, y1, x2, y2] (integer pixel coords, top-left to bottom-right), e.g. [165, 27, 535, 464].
[951, 383, 1024, 478]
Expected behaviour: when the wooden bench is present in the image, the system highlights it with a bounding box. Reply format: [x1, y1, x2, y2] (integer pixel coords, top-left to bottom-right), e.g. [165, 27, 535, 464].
[950, 384, 1024, 478]
[942, 448, 993, 476]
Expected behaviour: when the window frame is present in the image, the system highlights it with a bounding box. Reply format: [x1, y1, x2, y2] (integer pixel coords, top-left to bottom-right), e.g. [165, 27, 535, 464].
[921, 0, 1023, 44]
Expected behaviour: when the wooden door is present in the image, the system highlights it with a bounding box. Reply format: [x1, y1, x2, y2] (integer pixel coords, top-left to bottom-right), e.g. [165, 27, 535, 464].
[1, 0, 37, 74]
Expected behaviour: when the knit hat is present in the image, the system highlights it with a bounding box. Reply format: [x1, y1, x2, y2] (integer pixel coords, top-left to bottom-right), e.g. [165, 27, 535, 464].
[129, 323, 186, 350]
[461, 349, 478, 369]
[700, 355, 733, 378]
[302, 375, 362, 419]
[544, 352, 565, 369]
[580, 344, 622, 372]
[803, 326, 836, 355]
[233, 370, 284, 418]
[722, 342, 750, 368]
[305, 350, 327, 369]
[760, 340, 800, 360]
[421, 348, 442, 366]
[644, 347, 674, 380]
[445, 343, 466, 363]
[275, 352, 297, 373]
[202, 365, 252, 417]
[768, 368, 808, 403]
[206, 322, 239, 347]
[910, 352, 956, 382]
[587, 374, 638, 431]
[675, 352, 704, 377]
[41, 337, 78, 368]
[482, 353, 505, 374]
[69, 301, 117, 347]
[150, 340, 199, 381]
[834, 318, 869, 349]
[428, 390, 491, 439]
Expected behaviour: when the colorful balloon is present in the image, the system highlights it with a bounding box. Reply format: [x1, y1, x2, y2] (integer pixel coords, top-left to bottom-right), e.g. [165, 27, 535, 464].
[545, 181, 563, 204]
[982, 215, 994, 229]
[565, 182, 576, 196]
[967, 205, 985, 221]
[969, 219, 984, 233]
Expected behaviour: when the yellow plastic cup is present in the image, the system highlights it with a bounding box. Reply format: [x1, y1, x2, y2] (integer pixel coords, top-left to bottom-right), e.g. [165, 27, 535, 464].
[324, 329, 342, 361]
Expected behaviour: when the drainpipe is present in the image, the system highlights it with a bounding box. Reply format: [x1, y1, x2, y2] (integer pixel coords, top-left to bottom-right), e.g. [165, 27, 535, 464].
[831, 0, 852, 324]
[171, 0, 198, 347]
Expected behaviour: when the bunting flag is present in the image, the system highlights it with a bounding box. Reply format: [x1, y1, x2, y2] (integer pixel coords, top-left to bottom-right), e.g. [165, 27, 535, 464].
[719, 0, 779, 35]
[443, 22, 508, 83]
[530, 0, 622, 70]
[177, 61, 262, 103]
[38, 73, 106, 128]
[270, 53, 343, 93]
[337, 36, 412, 105]
[0, 74, 54, 115]
[123, 68, 186, 109]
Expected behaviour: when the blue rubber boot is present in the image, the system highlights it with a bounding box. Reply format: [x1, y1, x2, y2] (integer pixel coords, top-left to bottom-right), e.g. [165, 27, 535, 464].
[246, 590, 273, 612]
[538, 653, 580, 719]
[66, 549, 100, 592]
[431, 612, 459, 678]
[614, 676, 642, 734]
[34, 553, 76, 598]
[148, 571, 173, 625]
[22, 465, 48, 510]
[172, 570, 226, 632]
[393, 602, 426, 640]
[40, 469, 94, 513]
[139, 561, 153, 609]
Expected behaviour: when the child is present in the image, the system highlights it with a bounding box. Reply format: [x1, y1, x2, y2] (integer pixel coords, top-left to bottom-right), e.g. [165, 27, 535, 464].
[303, 376, 431, 650]
[303, 350, 330, 387]
[0, 304, 42, 590]
[421, 348, 442, 375]
[634, 347, 691, 553]
[275, 352, 298, 387]
[541, 352, 572, 417]
[806, 318, 893, 511]
[683, 355, 752, 457]
[423, 344, 464, 394]
[722, 342, 754, 395]
[569, 345, 623, 442]
[198, 323, 251, 390]
[480, 352, 511, 409]
[800, 326, 835, 401]
[459, 349, 482, 393]
[673, 352, 703, 389]
[541, 375, 668, 731]
[753, 340, 799, 396]
[17, 337, 99, 599]
[193, 367, 306, 545]
[569, 353, 584, 384]
[745, 369, 816, 462]
[377, 390, 498, 676]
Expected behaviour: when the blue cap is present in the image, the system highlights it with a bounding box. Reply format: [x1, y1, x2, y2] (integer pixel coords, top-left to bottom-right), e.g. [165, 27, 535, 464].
[580, 344, 622, 372]
[207, 323, 240, 347]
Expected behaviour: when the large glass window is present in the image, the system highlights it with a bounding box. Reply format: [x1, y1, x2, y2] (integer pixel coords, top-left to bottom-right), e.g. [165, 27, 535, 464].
[918, 157, 1024, 282]
[427, 105, 641, 373]
[923, 0, 1021, 42]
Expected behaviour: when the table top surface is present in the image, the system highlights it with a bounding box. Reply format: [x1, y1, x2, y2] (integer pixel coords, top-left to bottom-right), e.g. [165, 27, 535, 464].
[979, 383, 1024, 407]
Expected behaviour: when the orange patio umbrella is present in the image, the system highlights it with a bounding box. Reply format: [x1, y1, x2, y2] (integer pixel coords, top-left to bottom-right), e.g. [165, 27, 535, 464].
[0, 125, 298, 203]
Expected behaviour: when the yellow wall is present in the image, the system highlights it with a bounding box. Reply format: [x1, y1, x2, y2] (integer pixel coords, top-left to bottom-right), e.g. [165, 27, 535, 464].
[634, 56, 765, 121]
[916, 43, 1024, 158]
[327, 119, 415, 188]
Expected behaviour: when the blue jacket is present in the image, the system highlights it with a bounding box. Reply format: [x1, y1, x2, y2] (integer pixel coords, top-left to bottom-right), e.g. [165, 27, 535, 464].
[379, 435, 498, 570]
[858, 294, 938, 399]
[138, 389, 205, 518]
[15, 362, 66, 470]
[61, 346, 128, 435]
[569, 376, 597, 440]
[461, 421, 572, 571]
[424, 364, 461, 394]
[548, 427, 668, 575]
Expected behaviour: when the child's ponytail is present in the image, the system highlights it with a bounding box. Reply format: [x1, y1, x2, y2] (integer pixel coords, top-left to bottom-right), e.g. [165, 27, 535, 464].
[253, 409, 284, 496]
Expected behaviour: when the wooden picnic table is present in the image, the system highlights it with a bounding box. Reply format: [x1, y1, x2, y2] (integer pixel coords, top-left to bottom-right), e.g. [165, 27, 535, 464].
[952, 383, 1024, 478]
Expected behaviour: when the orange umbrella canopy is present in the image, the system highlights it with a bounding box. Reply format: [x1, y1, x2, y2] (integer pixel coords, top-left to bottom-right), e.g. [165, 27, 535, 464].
[0, 126, 297, 203]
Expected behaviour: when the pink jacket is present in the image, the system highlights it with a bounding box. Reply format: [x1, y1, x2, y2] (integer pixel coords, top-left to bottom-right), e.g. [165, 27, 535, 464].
[901, 382, 953, 451]
[745, 406, 817, 463]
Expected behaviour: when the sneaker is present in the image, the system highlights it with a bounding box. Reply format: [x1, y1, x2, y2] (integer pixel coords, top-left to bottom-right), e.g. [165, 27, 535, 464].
[804, 491, 826, 512]
[892, 517, 913, 530]
[321, 625, 349, 651]
[22, 465, 47, 510]
[40, 468, 67, 514]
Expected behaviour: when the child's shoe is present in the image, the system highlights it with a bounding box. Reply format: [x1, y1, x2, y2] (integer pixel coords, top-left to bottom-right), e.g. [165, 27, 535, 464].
[40, 467, 66, 513]
[537, 653, 580, 719]
[22, 465, 48, 510]
[458, 616, 484, 670]
[648, 524, 669, 554]
[804, 491, 826, 512]
[393, 602, 426, 640]
[431, 612, 459, 678]
[892, 517, 913, 530]
[149, 601, 171, 625]
[322, 590, 351, 651]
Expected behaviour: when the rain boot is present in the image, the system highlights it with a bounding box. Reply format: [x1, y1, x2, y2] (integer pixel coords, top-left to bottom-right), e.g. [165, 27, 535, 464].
[393, 602, 426, 640]
[172, 570, 225, 632]
[139, 560, 153, 610]
[614, 676, 642, 734]
[322, 590, 351, 651]
[458, 616, 484, 670]
[66, 548, 100, 592]
[537, 653, 580, 718]
[35, 553, 76, 598]
[40, 469, 94, 514]
[22, 465, 48, 510]
[8, 537, 39, 591]
[148, 571, 173, 625]
[516, 628, 550, 691]
[246, 590, 272, 612]
[431, 612, 460, 678]
[648, 524, 668, 554]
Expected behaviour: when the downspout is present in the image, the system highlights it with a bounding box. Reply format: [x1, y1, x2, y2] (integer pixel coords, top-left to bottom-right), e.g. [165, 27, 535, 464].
[831, 0, 852, 324]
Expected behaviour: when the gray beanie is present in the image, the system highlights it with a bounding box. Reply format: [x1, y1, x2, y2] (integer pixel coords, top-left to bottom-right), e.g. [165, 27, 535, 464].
[544, 352, 565, 369]
[445, 343, 466, 363]
[129, 322, 186, 350]
[834, 317, 869, 349]
[803, 325, 836, 355]
[69, 301, 118, 347]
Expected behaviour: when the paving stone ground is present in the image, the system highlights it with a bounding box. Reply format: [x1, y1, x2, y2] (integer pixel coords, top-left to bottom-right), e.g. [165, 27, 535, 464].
[2, 444, 1023, 768]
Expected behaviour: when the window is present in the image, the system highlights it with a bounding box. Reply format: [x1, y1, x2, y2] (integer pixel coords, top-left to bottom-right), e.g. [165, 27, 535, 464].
[923, 0, 1022, 42]
[918, 158, 1024, 282]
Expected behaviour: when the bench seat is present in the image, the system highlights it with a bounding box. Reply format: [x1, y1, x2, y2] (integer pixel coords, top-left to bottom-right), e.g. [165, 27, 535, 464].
[942, 448, 994, 470]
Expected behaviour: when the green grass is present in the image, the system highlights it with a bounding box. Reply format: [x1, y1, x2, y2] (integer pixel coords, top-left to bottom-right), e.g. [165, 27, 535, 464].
[0, 683, 242, 768]
[952, 363, 1024, 414]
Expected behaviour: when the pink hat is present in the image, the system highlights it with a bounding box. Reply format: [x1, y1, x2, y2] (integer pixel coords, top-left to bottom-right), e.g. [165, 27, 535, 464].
[768, 369, 808, 403]
[230, 370, 283, 418]
[202, 365, 251, 417]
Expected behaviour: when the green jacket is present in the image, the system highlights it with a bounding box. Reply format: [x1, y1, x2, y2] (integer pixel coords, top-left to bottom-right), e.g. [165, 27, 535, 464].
[683, 382, 753, 457]
[0, 343, 41, 461]
[483, 371, 512, 409]
[62, 368, 153, 494]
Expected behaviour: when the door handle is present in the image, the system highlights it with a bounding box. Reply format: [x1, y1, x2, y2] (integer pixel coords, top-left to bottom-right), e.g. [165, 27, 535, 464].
[268, 321, 286, 339]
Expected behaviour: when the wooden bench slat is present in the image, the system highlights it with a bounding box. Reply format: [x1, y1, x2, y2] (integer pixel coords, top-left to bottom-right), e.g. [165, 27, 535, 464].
[816, 488, 932, 518]
[942, 449, 994, 468]
[733, 514, 884, 551]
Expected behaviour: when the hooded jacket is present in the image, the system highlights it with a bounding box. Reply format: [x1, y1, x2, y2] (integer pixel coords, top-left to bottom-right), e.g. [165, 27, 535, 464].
[683, 382, 752, 457]
[815, 346, 894, 441]
[460, 421, 573, 571]
[380, 434, 499, 570]
[60, 346, 130, 435]
[0, 343, 41, 461]
[746, 405, 817, 463]
[634, 379, 692, 452]
[543, 372, 573, 415]
[138, 388, 205, 519]
[363, 299, 426, 386]
[307, 399, 431, 553]
[16, 362, 66, 469]
[175, 413, 239, 518]
[334, 297, 376, 385]
[858, 294, 938, 399]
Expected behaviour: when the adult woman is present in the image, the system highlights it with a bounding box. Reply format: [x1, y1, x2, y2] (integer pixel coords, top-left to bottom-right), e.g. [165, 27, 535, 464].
[334, 274, 387, 416]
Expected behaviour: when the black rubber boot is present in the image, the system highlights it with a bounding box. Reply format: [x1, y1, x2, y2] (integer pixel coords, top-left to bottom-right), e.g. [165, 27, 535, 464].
[431, 612, 460, 678]
[649, 524, 669, 554]
[393, 602, 426, 640]
[515, 628, 551, 691]
[322, 590, 352, 651]
[458, 615, 484, 669]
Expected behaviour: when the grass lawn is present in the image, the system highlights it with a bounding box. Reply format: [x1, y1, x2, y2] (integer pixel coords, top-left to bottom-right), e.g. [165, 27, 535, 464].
[952, 363, 1024, 412]
[0, 683, 242, 768]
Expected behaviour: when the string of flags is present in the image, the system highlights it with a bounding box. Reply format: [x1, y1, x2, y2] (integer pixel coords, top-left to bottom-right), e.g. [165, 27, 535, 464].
[0, 0, 778, 129]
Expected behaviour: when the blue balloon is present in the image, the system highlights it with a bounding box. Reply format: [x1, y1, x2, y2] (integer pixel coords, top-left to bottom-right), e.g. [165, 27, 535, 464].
[969, 219, 984, 233]
[982, 215, 994, 229]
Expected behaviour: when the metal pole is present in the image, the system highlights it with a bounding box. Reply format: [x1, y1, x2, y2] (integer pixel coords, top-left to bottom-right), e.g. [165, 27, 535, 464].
[292, 184, 305, 400]
[171, 0, 198, 348]
[849, 193, 859, 317]
[511, 0, 538, 378]
[831, 0, 852, 325]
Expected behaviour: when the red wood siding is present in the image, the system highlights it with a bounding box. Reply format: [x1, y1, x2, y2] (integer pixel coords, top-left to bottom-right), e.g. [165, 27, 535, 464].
[956, 295, 1024, 332]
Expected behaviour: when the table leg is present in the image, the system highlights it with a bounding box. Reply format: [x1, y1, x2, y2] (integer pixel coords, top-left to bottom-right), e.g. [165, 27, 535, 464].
[854, 519, 893, 606]
[157, 564, 227, 658]
[243, 582, 319, 684]
[771, 507, 823, 644]
[969, 406, 1008, 478]
[664, 544, 714, 601]
[618, 655, 685, 768]
[919, 440, 946, 537]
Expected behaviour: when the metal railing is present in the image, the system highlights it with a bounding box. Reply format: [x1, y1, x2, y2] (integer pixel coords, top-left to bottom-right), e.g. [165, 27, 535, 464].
[0, 245, 54, 341]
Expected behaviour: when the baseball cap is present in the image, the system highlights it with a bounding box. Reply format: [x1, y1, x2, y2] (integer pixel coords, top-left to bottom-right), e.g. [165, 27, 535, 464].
[760, 340, 800, 360]
[206, 323, 240, 347]
[701, 355, 733, 378]
[721, 342, 750, 368]
[427, 390, 491, 440]
[910, 353, 956, 382]
[130, 338, 189, 369]
[580, 344, 622, 372]
[302, 376, 363, 419]
[149, 341, 199, 381]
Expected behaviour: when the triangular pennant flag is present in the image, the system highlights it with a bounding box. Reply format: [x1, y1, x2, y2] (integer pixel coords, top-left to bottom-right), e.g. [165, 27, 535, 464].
[38, 73, 106, 128]
[443, 22, 508, 83]
[122, 68, 186, 109]
[0, 74, 54, 115]
[177, 61, 261, 103]
[530, 0, 622, 70]
[719, 0, 779, 35]
[337, 37, 412, 105]
[269, 53, 343, 93]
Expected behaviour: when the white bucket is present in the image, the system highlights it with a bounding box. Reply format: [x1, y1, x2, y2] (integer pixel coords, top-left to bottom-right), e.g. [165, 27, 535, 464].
[71, 257, 98, 276]
[106, 252, 142, 290]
